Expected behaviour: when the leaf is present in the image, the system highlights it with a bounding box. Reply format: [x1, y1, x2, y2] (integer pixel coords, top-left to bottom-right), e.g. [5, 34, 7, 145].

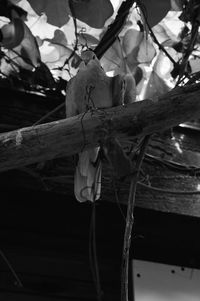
[153, 47, 181, 82]
[27, 0, 70, 27]
[99, 38, 125, 74]
[0, 0, 27, 20]
[124, 32, 156, 72]
[0, 18, 24, 49]
[190, 57, 200, 74]
[137, 37, 156, 64]
[171, 0, 183, 11]
[39, 41, 70, 65]
[0, 18, 41, 70]
[32, 61, 55, 87]
[153, 50, 174, 79]
[26, 0, 113, 28]
[160, 11, 184, 42]
[70, 0, 114, 29]
[46, 29, 68, 48]
[140, 0, 171, 27]
[122, 28, 143, 56]
[77, 32, 99, 48]
[143, 70, 171, 100]
[153, 24, 171, 44]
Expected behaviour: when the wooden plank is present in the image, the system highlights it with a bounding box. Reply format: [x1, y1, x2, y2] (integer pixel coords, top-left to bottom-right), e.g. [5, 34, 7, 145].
[1, 127, 200, 218]
[1, 188, 200, 275]
[0, 86, 65, 130]
[1, 83, 200, 172]
[1, 157, 200, 217]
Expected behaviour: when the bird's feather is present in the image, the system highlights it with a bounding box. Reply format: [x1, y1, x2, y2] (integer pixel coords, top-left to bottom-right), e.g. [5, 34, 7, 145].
[66, 50, 136, 202]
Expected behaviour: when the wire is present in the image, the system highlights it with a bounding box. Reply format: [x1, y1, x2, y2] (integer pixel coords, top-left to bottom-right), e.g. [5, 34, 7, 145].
[121, 135, 150, 301]
[0, 249, 23, 288]
[137, 0, 177, 66]
[89, 202, 102, 301]
[32, 102, 65, 126]
[61, 0, 79, 69]
[144, 153, 200, 175]
[138, 181, 200, 195]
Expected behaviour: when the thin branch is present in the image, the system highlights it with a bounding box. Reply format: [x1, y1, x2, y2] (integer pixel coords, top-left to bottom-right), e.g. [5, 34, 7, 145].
[94, 0, 136, 59]
[121, 135, 150, 301]
[176, 22, 199, 85]
[60, 0, 79, 69]
[137, 0, 177, 66]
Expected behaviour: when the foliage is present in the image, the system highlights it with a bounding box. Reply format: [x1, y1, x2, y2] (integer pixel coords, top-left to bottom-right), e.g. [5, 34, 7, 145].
[0, 0, 199, 120]
[0, 0, 199, 102]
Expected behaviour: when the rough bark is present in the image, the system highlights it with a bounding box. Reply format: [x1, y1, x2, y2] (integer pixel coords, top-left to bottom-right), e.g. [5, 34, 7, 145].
[0, 83, 200, 172]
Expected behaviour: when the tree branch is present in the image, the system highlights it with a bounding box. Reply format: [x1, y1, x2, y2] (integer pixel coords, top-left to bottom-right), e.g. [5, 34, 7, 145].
[0, 83, 200, 172]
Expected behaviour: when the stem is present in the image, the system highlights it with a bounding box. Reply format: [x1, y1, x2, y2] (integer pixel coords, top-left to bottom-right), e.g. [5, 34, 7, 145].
[121, 135, 150, 301]
[137, 0, 177, 66]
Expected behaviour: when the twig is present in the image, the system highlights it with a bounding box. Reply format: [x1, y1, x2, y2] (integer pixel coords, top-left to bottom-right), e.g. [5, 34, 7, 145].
[60, 0, 79, 69]
[137, 0, 177, 66]
[176, 23, 199, 85]
[121, 135, 150, 301]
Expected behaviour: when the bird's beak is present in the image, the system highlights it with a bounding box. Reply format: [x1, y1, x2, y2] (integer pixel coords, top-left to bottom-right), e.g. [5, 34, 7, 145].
[82, 58, 90, 65]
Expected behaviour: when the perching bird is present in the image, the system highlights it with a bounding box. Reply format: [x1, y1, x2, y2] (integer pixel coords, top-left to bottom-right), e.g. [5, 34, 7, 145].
[66, 50, 136, 202]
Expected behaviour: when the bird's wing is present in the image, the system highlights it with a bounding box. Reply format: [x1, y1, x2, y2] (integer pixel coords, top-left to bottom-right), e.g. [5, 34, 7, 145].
[66, 50, 113, 202]
[65, 50, 137, 202]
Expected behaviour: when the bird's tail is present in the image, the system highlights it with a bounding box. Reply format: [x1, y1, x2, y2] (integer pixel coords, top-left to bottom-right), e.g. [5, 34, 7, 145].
[74, 147, 102, 202]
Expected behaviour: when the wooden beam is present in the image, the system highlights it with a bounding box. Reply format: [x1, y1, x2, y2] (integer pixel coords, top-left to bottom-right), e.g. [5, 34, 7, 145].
[1, 83, 200, 172]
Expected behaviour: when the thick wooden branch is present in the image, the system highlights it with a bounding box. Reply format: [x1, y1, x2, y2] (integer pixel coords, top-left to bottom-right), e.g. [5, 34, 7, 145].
[1, 83, 200, 172]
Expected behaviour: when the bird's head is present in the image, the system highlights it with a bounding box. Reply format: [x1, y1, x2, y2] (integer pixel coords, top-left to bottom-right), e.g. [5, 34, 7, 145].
[81, 50, 97, 65]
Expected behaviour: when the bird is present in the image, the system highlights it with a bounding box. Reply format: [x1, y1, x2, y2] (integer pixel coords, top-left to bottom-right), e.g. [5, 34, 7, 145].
[66, 50, 136, 202]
